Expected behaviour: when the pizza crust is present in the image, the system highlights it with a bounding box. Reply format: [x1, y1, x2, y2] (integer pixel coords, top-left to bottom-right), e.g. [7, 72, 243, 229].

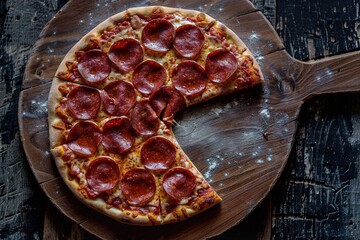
[48, 77, 66, 148]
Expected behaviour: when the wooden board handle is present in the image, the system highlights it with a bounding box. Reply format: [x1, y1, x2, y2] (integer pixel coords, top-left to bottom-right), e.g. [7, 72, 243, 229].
[262, 50, 360, 103]
[301, 50, 360, 99]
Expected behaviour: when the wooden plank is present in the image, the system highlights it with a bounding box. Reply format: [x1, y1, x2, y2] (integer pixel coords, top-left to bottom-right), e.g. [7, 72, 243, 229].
[43, 201, 93, 240]
[270, 0, 360, 238]
[20, 0, 360, 238]
[18, 83, 59, 183]
[41, 178, 94, 223]
[0, 0, 67, 239]
[8, 1, 358, 239]
[271, 93, 360, 239]
[276, 0, 360, 60]
[5, 0, 273, 238]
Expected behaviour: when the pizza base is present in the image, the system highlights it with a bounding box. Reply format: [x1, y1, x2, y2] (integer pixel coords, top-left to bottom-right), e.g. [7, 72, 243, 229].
[48, 6, 263, 226]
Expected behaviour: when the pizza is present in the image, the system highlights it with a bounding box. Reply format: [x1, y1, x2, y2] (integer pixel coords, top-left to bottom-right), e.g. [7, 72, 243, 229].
[48, 6, 263, 226]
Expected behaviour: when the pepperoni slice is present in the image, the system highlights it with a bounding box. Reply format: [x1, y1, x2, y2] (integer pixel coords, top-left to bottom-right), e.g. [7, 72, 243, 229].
[86, 156, 120, 193]
[141, 137, 176, 173]
[150, 86, 186, 121]
[205, 49, 238, 83]
[67, 86, 100, 120]
[66, 121, 102, 157]
[162, 167, 196, 202]
[174, 24, 205, 59]
[142, 19, 175, 53]
[132, 60, 167, 96]
[108, 38, 144, 73]
[102, 117, 136, 155]
[171, 61, 208, 98]
[121, 168, 156, 206]
[130, 101, 160, 136]
[77, 49, 111, 85]
[102, 81, 136, 116]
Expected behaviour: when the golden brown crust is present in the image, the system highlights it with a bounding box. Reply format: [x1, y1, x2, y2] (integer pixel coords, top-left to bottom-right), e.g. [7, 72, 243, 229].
[48, 78, 64, 148]
[213, 21, 264, 83]
[48, 6, 262, 226]
[160, 189, 222, 224]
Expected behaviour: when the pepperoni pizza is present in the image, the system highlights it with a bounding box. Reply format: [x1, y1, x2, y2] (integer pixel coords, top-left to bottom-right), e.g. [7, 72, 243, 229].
[48, 6, 263, 225]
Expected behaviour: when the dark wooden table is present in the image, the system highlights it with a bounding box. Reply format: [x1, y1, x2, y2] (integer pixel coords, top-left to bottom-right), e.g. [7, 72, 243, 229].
[1, 0, 360, 239]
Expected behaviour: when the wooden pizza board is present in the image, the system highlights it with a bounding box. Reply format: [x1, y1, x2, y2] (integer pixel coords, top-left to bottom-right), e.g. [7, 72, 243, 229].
[18, 0, 360, 239]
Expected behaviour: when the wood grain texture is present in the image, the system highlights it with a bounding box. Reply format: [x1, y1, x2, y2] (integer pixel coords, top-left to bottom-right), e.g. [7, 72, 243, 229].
[271, 0, 360, 239]
[272, 93, 360, 239]
[3, 0, 360, 239]
[43, 201, 91, 240]
[18, 0, 360, 239]
[276, 0, 360, 60]
[19, 0, 285, 239]
[0, 0, 65, 239]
